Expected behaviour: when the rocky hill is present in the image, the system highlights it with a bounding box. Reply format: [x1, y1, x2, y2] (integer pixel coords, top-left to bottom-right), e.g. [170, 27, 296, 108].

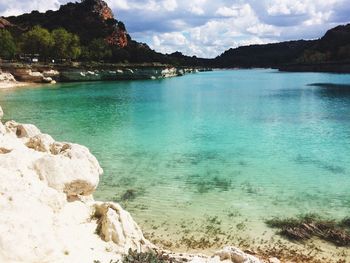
[1, 0, 208, 66]
[214, 40, 315, 68]
[5, 0, 128, 47]
[213, 23, 350, 71]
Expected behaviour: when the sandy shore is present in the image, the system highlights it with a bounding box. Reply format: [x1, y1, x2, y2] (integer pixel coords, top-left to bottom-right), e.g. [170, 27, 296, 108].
[0, 81, 43, 89]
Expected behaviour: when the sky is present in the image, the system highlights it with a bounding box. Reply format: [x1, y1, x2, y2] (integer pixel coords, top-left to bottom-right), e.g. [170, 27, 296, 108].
[0, 0, 350, 58]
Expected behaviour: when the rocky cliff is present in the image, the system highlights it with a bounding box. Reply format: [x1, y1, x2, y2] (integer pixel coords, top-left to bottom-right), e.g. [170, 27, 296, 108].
[0, 17, 12, 29]
[0, 105, 265, 263]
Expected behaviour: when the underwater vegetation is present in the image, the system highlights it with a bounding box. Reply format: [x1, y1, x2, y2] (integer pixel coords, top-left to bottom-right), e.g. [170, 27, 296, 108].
[266, 214, 350, 246]
[187, 172, 233, 194]
[122, 249, 181, 263]
[294, 155, 346, 174]
[112, 188, 146, 203]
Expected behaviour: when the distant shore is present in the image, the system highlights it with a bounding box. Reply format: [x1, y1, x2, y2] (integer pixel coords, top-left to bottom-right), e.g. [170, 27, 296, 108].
[278, 62, 350, 73]
[0, 61, 213, 88]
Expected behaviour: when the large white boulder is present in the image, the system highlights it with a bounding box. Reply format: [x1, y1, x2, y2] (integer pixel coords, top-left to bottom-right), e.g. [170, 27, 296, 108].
[215, 247, 261, 263]
[94, 202, 153, 253]
[34, 143, 102, 197]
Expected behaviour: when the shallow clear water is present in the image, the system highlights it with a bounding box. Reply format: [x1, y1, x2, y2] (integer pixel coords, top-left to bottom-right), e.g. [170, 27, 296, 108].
[1, 69, 350, 252]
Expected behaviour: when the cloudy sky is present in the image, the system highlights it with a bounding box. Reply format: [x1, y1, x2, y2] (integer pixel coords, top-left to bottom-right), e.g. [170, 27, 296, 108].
[1, 0, 349, 58]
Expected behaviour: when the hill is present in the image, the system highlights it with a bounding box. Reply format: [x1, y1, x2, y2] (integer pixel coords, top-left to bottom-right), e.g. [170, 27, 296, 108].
[1, 0, 207, 66]
[214, 23, 350, 71]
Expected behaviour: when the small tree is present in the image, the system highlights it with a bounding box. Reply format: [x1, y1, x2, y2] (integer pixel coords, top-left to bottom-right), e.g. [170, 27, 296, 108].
[0, 30, 17, 60]
[51, 28, 81, 60]
[21, 26, 54, 60]
[84, 38, 112, 61]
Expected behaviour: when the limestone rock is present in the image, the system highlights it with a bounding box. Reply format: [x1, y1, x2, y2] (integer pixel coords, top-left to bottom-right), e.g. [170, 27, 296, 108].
[34, 144, 102, 197]
[0, 105, 3, 120]
[215, 247, 261, 263]
[0, 71, 16, 82]
[42, 69, 60, 78]
[5, 121, 41, 138]
[94, 202, 153, 253]
[268, 258, 280, 263]
[26, 133, 55, 152]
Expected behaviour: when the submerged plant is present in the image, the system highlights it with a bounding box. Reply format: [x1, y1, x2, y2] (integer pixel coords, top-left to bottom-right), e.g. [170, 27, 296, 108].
[112, 188, 146, 203]
[122, 249, 179, 263]
[266, 214, 350, 246]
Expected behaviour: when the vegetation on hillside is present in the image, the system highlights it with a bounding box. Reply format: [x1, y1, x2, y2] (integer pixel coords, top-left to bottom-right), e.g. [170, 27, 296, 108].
[0, 30, 17, 59]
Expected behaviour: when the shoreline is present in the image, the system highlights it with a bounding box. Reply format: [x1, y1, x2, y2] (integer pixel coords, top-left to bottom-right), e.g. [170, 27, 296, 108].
[0, 104, 266, 263]
[0, 81, 43, 89]
[0, 62, 212, 86]
[1, 81, 349, 262]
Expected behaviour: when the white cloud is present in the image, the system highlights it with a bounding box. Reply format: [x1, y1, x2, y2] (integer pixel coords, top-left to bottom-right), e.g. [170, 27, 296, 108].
[162, 0, 177, 11]
[215, 6, 239, 17]
[188, 0, 206, 15]
[0, 0, 63, 16]
[106, 0, 130, 11]
[149, 3, 280, 58]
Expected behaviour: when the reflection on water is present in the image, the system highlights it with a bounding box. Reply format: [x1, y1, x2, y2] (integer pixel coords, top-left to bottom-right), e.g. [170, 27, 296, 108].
[1, 70, 350, 260]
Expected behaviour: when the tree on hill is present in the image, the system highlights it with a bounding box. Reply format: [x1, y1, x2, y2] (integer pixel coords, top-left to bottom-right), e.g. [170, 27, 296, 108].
[0, 29, 17, 60]
[51, 28, 81, 60]
[81, 38, 112, 61]
[20, 26, 54, 60]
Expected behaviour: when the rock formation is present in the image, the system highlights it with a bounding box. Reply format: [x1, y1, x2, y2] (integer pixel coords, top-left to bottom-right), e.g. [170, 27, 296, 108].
[0, 106, 152, 263]
[0, 104, 264, 263]
[0, 17, 12, 29]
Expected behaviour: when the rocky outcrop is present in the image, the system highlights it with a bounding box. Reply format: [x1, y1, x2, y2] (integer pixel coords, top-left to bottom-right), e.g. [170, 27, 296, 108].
[86, 0, 114, 20]
[0, 17, 12, 29]
[0, 104, 265, 263]
[0, 70, 16, 83]
[0, 70, 30, 89]
[59, 67, 197, 81]
[9, 68, 56, 84]
[0, 105, 152, 263]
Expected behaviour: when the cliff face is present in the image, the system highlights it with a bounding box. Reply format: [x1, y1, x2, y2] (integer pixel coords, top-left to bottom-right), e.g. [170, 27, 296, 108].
[5, 0, 128, 47]
[0, 18, 12, 29]
[86, 0, 114, 20]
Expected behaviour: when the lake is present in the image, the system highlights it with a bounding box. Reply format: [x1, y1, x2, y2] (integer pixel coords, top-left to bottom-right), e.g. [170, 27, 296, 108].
[1, 69, 350, 259]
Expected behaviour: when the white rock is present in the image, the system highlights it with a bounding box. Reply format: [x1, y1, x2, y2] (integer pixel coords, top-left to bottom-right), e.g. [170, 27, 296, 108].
[42, 69, 60, 78]
[5, 121, 41, 138]
[43, 76, 53, 83]
[0, 105, 3, 120]
[268, 258, 280, 263]
[94, 202, 152, 253]
[26, 133, 55, 152]
[215, 247, 261, 263]
[34, 151, 101, 197]
[0, 71, 16, 82]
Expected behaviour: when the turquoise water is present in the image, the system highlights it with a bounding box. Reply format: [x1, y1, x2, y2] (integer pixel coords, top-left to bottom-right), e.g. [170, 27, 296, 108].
[1, 69, 350, 253]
